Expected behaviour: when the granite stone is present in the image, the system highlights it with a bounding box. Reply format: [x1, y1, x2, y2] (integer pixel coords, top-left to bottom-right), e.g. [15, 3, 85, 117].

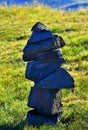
[27, 109, 62, 125]
[25, 58, 65, 82]
[23, 49, 62, 62]
[29, 30, 53, 43]
[36, 68, 74, 89]
[23, 35, 65, 54]
[28, 87, 62, 116]
[31, 22, 47, 31]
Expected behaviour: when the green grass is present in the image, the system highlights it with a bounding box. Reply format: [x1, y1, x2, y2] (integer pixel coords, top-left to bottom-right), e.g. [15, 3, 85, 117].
[0, 5, 88, 130]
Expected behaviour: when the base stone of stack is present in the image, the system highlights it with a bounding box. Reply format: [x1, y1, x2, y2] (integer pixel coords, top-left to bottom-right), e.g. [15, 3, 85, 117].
[28, 87, 62, 116]
[26, 109, 62, 125]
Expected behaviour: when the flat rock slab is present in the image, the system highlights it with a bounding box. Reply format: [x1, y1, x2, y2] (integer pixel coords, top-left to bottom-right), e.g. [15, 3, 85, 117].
[23, 36, 55, 54]
[23, 35, 65, 54]
[29, 30, 53, 43]
[27, 109, 62, 125]
[25, 58, 65, 82]
[36, 68, 74, 89]
[28, 87, 62, 116]
[23, 49, 62, 62]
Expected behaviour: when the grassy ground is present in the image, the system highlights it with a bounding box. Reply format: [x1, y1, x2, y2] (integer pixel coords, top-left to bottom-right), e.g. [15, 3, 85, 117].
[0, 5, 88, 130]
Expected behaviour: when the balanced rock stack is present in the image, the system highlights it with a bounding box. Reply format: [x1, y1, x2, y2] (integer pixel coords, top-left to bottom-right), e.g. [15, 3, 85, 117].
[23, 22, 74, 125]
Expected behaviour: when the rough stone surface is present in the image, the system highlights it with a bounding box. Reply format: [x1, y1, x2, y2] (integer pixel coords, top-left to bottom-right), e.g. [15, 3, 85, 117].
[31, 22, 47, 32]
[36, 68, 74, 89]
[25, 58, 65, 82]
[23, 36, 55, 54]
[23, 49, 62, 62]
[27, 109, 62, 125]
[54, 35, 65, 48]
[23, 35, 65, 54]
[28, 87, 62, 116]
[28, 30, 53, 43]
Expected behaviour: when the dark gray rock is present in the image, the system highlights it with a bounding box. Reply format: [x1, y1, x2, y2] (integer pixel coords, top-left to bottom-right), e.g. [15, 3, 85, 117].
[28, 87, 62, 116]
[27, 109, 62, 125]
[54, 35, 66, 48]
[23, 36, 55, 54]
[31, 22, 47, 31]
[23, 35, 65, 54]
[23, 49, 62, 62]
[36, 68, 74, 89]
[25, 58, 65, 82]
[52, 49, 63, 57]
[29, 30, 53, 43]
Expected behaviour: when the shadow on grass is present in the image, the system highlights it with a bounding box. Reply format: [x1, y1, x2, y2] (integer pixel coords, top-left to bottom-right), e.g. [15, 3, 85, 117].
[0, 120, 27, 130]
[0, 109, 76, 130]
[0, 116, 75, 130]
[61, 112, 75, 124]
[0, 119, 44, 130]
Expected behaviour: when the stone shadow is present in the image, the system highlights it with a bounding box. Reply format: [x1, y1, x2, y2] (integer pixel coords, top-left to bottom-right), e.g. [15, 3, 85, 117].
[0, 120, 27, 130]
[0, 118, 46, 130]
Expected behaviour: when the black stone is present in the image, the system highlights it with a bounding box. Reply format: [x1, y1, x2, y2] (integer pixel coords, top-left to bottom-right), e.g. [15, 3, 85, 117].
[23, 35, 65, 54]
[27, 109, 62, 125]
[25, 58, 65, 82]
[31, 22, 47, 31]
[23, 36, 55, 54]
[28, 87, 63, 116]
[54, 35, 66, 48]
[29, 30, 53, 43]
[23, 49, 62, 62]
[36, 68, 74, 89]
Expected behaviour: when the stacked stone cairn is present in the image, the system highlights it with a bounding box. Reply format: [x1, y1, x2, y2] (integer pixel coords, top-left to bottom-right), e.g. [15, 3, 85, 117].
[23, 22, 74, 125]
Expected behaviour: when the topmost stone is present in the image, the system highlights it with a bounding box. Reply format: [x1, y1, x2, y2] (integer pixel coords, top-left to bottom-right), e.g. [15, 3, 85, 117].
[31, 22, 47, 32]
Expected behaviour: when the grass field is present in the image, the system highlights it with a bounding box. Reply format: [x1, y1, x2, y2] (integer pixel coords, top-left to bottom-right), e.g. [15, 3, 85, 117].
[0, 5, 88, 130]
